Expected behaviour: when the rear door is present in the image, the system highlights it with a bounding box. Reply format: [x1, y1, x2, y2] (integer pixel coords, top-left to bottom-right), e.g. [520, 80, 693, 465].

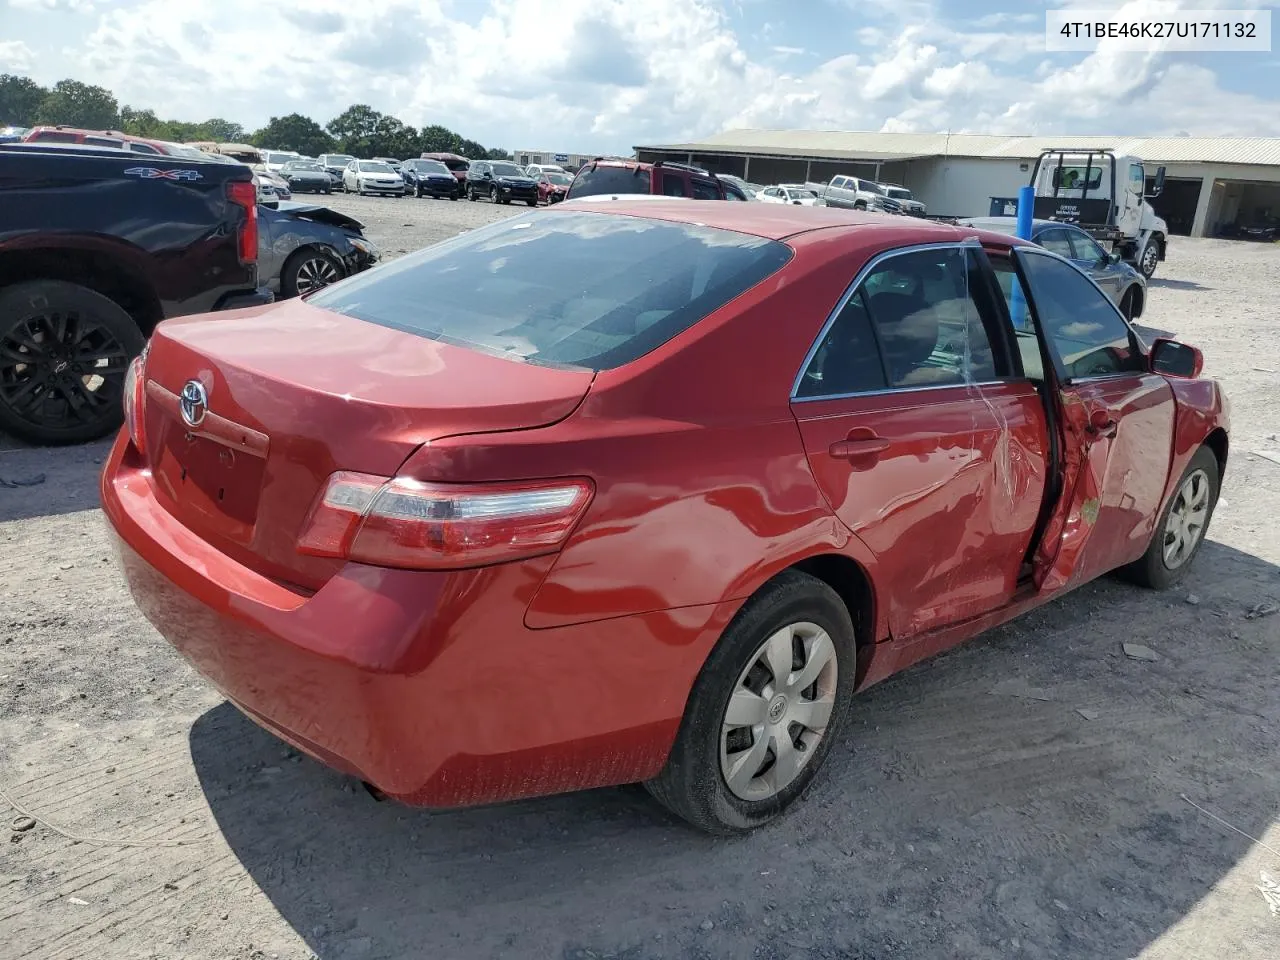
[1002, 247, 1175, 591]
[659, 169, 689, 197]
[791, 244, 1045, 639]
[1064, 227, 1123, 301]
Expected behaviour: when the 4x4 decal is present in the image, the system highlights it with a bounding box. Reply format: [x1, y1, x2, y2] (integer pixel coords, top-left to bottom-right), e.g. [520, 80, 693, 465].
[123, 167, 203, 181]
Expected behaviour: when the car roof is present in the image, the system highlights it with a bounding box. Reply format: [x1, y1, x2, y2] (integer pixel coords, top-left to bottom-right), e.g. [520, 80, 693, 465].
[959, 216, 1074, 236]
[554, 199, 982, 243]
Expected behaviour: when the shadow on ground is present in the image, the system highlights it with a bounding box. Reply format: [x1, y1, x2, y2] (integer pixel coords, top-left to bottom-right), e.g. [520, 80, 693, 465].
[1148, 278, 1211, 292]
[0, 438, 110, 522]
[191, 541, 1280, 960]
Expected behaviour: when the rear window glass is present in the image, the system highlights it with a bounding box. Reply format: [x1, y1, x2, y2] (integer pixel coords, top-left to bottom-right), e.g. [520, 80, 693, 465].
[307, 211, 792, 370]
[568, 164, 652, 198]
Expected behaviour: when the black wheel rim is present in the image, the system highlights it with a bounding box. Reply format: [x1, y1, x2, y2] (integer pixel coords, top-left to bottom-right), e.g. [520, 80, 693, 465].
[0, 305, 130, 434]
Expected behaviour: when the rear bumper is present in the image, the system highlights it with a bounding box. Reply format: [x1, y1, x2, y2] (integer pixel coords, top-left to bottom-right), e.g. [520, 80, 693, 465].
[100, 434, 730, 806]
[213, 287, 274, 311]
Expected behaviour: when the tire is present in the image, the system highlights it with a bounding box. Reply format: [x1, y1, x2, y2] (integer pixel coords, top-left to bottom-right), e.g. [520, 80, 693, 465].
[280, 248, 345, 299]
[526, 198, 537, 207]
[1119, 445, 1219, 589]
[467, 187, 476, 201]
[645, 570, 857, 834]
[853, 201, 867, 211]
[322, 186, 331, 195]
[1119, 287, 1136, 320]
[0, 280, 145, 446]
[1138, 238, 1160, 278]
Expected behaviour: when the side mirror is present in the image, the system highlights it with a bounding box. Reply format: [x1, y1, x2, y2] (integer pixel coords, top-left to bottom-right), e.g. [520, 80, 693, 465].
[1147, 166, 1165, 199]
[1108, 250, 1123, 265]
[1150, 337, 1202, 379]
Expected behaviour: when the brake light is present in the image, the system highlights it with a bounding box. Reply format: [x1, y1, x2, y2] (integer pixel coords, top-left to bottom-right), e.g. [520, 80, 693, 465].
[226, 180, 258, 264]
[297, 472, 595, 570]
[122, 352, 147, 452]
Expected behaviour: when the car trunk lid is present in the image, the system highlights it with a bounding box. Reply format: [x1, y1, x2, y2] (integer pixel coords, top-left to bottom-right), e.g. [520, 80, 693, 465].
[140, 299, 593, 589]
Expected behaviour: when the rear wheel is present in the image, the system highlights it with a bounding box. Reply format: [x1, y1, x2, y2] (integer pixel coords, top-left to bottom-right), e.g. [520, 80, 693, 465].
[0, 280, 144, 446]
[645, 570, 856, 834]
[467, 186, 476, 201]
[281, 248, 344, 299]
[526, 198, 537, 207]
[1120, 445, 1219, 589]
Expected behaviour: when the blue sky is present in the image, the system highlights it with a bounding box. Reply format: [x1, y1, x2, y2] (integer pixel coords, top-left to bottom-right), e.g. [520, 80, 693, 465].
[2, 0, 1277, 151]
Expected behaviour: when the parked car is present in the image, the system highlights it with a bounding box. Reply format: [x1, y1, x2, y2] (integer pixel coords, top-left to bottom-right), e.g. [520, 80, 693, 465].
[957, 217, 1147, 319]
[536, 170, 573, 204]
[371, 156, 403, 174]
[0, 141, 268, 445]
[280, 159, 333, 195]
[318, 153, 357, 185]
[524, 162, 568, 178]
[804, 175, 901, 213]
[258, 201, 378, 298]
[879, 184, 926, 216]
[261, 150, 301, 173]
[719, 174, 763, 200]
[420, 152, 470, 188]
[252, 165, 293, 203]
[1235, 216, 1279, 242]
[100, 202, 1227, 834]
[342, 159, 405, 197]
[759, 184, 821, 206]
[566, 158, 728, 201]
[400, 158, 460, 199]
[0, 125, 28, 143]
[466, 159, 538, 205]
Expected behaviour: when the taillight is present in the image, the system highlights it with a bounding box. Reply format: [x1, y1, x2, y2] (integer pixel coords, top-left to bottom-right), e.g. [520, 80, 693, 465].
[226, 180, 258, 264]
[297, 472, 595, 570]
[122, 352, 147, 452]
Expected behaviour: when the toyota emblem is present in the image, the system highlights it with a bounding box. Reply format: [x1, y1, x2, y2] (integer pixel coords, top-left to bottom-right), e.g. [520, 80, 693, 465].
[179, 380, 208, 428]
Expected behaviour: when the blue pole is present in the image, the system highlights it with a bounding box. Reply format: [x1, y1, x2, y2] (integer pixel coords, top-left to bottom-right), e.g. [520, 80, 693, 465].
[1009, 184, 1035, 329]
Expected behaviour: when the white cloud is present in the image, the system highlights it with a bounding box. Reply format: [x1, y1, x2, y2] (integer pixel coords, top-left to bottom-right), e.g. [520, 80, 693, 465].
[0, 40, 35, 73]
[1, 0, 1276, 152]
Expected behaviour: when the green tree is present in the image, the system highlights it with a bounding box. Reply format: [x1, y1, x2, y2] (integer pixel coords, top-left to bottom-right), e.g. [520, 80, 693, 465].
[486, 147, 512, 160]
[0, 74, 47, 127]
[200, 118, 245, 142]
[33, 79, 119, 129]
[326, 104, 383, 155]
[251, 113, 334, 155]
[418, 124, 462, 154]
[119, 105, 164, 137]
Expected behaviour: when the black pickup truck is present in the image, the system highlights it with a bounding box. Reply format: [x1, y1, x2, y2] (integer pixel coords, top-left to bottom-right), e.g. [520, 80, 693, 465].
[0, 143, 271, 445]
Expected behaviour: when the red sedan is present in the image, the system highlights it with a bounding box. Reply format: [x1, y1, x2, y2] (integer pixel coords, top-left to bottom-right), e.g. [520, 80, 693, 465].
[102, 202, 1228, 834]
[536, 171, 572, 204]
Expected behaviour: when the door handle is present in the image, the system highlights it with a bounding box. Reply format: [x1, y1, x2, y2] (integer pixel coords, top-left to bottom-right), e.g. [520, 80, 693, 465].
[830, 437, 891, 459]
[1086, 410, 1118, 438]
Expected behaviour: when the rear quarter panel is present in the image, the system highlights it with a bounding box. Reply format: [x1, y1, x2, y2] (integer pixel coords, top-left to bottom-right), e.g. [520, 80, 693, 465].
[1162, 377, 1230, 505]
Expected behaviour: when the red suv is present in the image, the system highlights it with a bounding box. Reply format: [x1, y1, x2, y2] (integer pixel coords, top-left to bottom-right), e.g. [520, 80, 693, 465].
[21, 125, 176, 156]
[566, 158, 728, 201]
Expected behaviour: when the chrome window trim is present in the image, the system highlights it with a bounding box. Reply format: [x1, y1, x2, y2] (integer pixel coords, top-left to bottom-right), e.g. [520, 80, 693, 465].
[794, 379, 1011, 405]
[789, 241, 980, 401]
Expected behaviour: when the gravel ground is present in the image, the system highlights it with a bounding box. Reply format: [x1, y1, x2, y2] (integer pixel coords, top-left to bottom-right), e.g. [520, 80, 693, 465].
[1, 210, 1279, 960]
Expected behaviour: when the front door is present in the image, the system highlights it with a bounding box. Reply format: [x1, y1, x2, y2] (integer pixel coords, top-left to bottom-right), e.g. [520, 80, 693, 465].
[1064, 228, 1123, 302]
[1008, 246, 1176, 591]
[791, 244, 1045, 639]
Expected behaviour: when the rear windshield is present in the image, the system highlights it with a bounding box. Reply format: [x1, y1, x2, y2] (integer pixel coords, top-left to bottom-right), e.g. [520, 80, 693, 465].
[307, 211, 792, 370]
[568, 164, 652, 198]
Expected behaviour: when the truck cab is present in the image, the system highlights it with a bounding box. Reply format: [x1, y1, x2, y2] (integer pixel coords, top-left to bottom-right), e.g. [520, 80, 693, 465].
[1029, 148, 1169, 278]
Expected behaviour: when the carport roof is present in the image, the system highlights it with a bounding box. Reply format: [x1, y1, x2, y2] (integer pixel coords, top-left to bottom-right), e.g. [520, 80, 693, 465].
[636, 130, 1280, 168]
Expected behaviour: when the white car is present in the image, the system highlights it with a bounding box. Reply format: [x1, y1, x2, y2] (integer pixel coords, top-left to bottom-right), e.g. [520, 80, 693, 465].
[759, 184, 822, 206]
[262, 149, 301, 173]
[342, 160, 405, 197]
[525, 163, 568, 178]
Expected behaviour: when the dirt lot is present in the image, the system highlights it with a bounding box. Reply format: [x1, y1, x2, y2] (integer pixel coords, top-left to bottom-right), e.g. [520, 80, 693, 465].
[1, 202, 1279, 959]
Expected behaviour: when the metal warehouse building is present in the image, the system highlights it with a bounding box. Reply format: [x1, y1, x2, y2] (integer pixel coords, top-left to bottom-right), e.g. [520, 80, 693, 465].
[635, 130, 1280, 238]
